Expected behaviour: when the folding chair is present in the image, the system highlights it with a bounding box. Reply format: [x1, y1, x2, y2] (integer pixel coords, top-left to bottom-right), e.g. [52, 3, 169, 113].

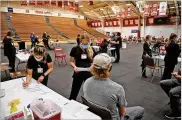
[10, 71, 26, 79]
[142, 56, 163, 82]
[54, 48, 67, 65]
[0, 63, 10, 80]
[81, 96, 112, 120]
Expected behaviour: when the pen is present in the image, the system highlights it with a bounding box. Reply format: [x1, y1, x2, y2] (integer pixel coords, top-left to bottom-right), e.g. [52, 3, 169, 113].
[22, 78, 25, 82]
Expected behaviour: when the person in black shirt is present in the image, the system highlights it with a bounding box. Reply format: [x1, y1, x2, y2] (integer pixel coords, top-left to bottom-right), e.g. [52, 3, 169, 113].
[3, 31, 16, 72]
[76, 34, 81, 46]
[22, 43, 53, 87]
[162, 33, 181, 80]
[42, 32, 51, 50]
[110, 32, 122, 63]
[69, 35, 94, 100]
[141, 35, 152, 78]
[110, 33, 116, 57]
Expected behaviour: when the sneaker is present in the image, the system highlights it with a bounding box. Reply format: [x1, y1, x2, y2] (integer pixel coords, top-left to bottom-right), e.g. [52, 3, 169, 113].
[165, 112, 181, 119]
[142, 75, 148, 78]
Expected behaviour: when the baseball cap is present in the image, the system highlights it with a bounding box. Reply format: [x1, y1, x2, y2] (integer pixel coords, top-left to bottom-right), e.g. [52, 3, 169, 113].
[93, 53, 115, 69]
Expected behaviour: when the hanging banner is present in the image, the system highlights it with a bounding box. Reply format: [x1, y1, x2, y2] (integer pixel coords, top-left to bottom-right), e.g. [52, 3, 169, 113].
[127, 7, 131, 16]
[29, 0, 36, 5]
[51, 1, 57, 6]
[121, 8, 125, 18]
[37, 1, 43, 6]
[159, 2, 167, 16]
[151, 4, 158, 16]
[44, 1, 50, 6]
[144, 4, 150, 16]
[21, 0, 27, 6]
[69, 1, 74, 10]
[74, 3, 79, 12]
[58, 1, 62, 7]
[89, 1, 93, 6]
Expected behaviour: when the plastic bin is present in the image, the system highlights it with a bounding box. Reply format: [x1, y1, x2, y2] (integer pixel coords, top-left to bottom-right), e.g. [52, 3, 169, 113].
[30, 99, 62, 120]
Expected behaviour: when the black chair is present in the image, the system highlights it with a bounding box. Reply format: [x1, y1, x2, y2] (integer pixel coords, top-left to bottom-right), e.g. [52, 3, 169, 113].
[18, 41, 26, 50]
[81, 96, 112, 120]
[142, 55, 163, 82]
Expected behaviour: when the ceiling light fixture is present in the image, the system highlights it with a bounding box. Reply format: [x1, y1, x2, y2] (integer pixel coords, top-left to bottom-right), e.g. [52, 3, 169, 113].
[170, 7, 175, 9]
[79, 5, 83, 8]
[126, 3, 131, 6]
[100, 8, 104, 11]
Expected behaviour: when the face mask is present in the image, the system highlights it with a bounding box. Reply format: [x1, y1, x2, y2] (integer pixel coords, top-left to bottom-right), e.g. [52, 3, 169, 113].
[34, 56, 43, 61]
[81, 44, 88, 49]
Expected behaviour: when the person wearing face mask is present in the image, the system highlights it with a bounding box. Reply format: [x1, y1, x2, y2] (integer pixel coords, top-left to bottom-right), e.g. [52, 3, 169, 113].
[22, 43, 53, 87]
[162, 33, 181, 80]
[3, 31, 16, 72]
[69, 35, 95, 100]
[83, 53, 145, 120]
[141, 35, 152, 78]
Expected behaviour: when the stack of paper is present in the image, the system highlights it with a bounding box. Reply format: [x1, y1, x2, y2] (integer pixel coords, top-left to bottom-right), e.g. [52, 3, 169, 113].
[62, 100, 88, 117]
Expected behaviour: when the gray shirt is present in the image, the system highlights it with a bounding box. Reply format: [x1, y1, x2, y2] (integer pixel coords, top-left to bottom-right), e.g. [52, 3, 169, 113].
[83, 77, 127, 120]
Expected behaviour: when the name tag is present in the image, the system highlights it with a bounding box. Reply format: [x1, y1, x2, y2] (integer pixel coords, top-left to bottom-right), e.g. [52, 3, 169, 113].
[37, 68, 43, 73]
[81, 54, 87, 59]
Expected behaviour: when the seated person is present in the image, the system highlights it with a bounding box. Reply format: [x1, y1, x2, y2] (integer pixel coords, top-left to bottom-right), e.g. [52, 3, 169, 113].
[160, 68, 181, 119]
[83, 53, 145, 120]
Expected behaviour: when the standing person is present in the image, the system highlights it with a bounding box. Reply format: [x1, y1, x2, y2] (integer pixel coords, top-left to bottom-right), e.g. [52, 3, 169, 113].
[141, 35, 152, 78]
[110, 32, 122, 63]
[69, 35, 94, 100]
[3, 31, 16, 72]
[160, 68, 181, 119]
[162, 33, 181, 80]
[42, 32, 51, 50]
[110, 33, 116, 57]
[30, 32, 36, 48]
[22, 43, 53, 87]
[76, 34, 81, 46]
[83, 53, 145, 120]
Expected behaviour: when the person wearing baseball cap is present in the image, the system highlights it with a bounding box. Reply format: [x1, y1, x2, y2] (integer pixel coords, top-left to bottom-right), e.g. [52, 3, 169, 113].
[83, 53, 144, 120]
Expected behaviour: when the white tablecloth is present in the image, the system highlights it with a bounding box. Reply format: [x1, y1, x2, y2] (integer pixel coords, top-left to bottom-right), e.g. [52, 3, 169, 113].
[153, 55, 181, 62]
[16, 52, 30, 62]
[0, 78, 101, 120]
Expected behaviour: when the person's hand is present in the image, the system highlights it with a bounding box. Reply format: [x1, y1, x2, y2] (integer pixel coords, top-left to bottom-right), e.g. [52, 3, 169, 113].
[171, 72, 178, 76]
[38, 75, 44, 83]
[74, 67, 79, 73]
[22, 81, 30, 88]
[175, 75, 181, 79]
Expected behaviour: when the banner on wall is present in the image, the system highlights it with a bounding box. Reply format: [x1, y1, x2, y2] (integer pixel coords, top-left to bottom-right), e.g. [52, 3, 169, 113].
[159, 2, 167, 16]
[131, 30, 138, 33]
[1, 7, 84, 19]
[144, 4, 150, 16]
[8, 7, 13, 12]
[151, 4, 158, 16]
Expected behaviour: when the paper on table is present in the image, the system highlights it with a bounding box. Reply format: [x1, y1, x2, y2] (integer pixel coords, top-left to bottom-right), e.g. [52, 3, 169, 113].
[62, 100, 88, 117]
[77, 67, 90, 72]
